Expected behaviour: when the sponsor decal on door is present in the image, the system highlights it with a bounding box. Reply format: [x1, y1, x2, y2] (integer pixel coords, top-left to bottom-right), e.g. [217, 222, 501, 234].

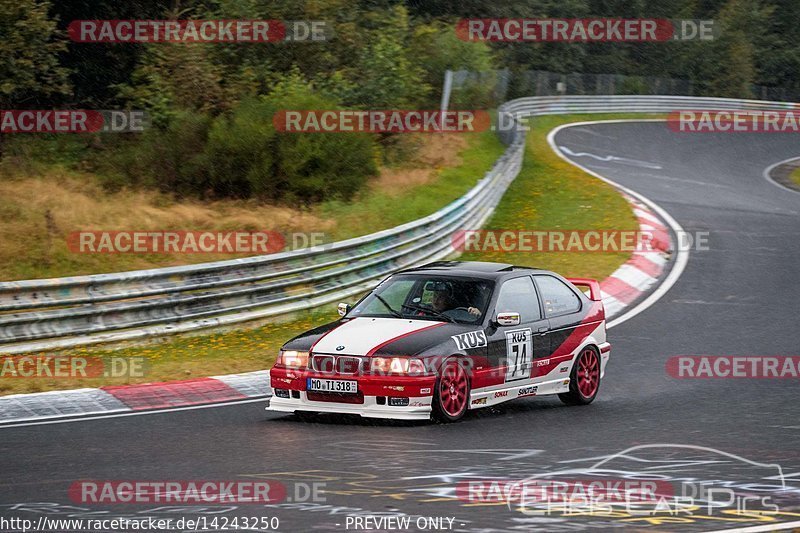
[505, 328, 533, 382]
[451, 330, 488, 351]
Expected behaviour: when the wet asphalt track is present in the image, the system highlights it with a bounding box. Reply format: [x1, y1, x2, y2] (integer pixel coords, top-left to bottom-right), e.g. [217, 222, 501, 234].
[1, 121, 799, 532]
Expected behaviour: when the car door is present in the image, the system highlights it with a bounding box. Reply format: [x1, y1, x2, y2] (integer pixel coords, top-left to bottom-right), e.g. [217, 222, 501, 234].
[532, 274, 585, 379]
[485, 275, 550, 389]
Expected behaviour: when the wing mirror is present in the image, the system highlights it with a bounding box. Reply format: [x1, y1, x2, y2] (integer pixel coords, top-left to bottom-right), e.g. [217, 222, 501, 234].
[337, 302, 352, 317]
[495, 311, 521, 326]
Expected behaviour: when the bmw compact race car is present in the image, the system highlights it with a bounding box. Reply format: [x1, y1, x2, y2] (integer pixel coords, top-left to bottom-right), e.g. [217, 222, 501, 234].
[267, 261, 610, 422]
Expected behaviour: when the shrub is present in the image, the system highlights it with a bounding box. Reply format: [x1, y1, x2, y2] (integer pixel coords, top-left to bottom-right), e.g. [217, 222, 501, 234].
[204, 75, 377, 202]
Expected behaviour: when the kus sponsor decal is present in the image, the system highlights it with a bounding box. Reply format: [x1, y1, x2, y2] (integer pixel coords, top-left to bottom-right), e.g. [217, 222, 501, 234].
[451, 330, 488, 351]
[517, 386, 538, 397]
[471, 397, 487, 405]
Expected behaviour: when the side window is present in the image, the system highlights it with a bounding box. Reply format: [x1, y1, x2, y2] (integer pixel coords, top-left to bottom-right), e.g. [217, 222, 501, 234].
[534, 275, 581, 317]
[495, 276, 542, 323]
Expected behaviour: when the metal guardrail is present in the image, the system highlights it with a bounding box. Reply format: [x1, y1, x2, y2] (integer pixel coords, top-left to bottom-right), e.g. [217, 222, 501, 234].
[1, 95, 795, 353]
[0, 135, 525, 352]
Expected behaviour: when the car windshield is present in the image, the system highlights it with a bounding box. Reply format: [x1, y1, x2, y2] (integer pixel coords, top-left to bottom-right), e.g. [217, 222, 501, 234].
[349, 274, 494, 324]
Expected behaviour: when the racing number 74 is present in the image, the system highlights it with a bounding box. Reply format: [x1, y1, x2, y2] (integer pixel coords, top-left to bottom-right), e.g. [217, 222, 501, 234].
[505, 328, 533, 382]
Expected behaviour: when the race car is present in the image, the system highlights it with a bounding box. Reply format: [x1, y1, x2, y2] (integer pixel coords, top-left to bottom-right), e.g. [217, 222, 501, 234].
[267, 261, 610, 422]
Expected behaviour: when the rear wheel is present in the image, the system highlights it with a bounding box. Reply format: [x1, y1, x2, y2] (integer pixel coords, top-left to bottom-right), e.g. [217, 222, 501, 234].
[432, 358, 470, 423]
[559, 346, 601, 405]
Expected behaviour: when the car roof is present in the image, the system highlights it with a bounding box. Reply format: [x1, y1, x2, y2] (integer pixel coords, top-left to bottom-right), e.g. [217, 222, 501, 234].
[397, 261, 550, 280]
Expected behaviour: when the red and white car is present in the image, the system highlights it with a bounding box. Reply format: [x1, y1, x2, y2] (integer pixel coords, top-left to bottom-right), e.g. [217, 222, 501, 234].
[267, 261, 610, 422]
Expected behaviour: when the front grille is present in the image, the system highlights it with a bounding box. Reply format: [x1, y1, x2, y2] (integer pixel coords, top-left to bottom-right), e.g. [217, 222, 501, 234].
[307, 391, 365, 404]
[311, 354, 366, 374]
[336, 356, 363, 374]
[311, 355, 335, 372]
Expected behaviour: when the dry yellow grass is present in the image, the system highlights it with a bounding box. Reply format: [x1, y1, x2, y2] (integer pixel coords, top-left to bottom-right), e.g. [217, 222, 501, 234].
[0, 133, 473, 280]
[371, 135, 467, 195]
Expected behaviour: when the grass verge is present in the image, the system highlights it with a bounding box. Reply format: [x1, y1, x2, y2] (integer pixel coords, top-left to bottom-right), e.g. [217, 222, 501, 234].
[790, 166, 800, 188]
[460, 113, 649, 280]
[0, 114, 660, 396]
[0, 131, 504, 280]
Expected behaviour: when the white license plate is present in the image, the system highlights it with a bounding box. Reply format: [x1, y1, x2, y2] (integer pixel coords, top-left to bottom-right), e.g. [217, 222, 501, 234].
[307, 378, 358, 394]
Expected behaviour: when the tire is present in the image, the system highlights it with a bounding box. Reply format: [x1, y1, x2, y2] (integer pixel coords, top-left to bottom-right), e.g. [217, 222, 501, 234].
[559, 346, 601, 406]
[432, 357, 471, 423]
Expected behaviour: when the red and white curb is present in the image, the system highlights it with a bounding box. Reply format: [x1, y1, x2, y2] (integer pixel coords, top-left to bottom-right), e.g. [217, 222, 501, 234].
[0, 119, 685, 426]
[600, 193, 672, 318]
[0, 195, 675, 426]
[548, 119, 689, 331]
[0, 371, 270, 425]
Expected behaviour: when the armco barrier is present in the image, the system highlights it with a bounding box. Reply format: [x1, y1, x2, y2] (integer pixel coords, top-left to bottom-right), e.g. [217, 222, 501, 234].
[0, 95, 795, 353]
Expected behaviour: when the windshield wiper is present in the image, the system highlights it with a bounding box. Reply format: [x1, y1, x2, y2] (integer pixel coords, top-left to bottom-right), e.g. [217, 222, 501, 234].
[401, 303, 456, 323]
[373, 294, 403, 318]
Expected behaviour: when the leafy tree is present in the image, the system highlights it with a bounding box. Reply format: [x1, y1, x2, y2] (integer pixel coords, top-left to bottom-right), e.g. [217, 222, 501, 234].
[410, 22, 495, 107]
[205, 72, 378, 202]
[339, 6, 431, 108]
[116, 42, 231, 127]
[48, 0, 171, 106]
[0, 0, 71, 155]
[0, 0, 71, 106]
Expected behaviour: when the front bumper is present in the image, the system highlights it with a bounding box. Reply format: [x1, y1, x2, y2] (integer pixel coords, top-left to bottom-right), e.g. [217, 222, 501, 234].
[267, 367, 436, 420]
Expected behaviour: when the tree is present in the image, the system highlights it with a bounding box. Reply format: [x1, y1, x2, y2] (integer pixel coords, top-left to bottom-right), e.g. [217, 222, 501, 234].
[0, 0, 72, 154]
[410, 22, 495, 107]
[338, 6, 431, 108]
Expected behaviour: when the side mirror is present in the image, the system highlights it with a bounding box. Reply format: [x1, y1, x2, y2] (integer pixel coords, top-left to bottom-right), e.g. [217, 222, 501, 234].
[496, 311, 521, 326]
[337, 302, 352, 317]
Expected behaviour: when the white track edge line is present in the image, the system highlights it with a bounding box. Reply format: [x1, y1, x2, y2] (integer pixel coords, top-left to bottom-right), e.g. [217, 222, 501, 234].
[546, 119, 690, 329]
[700, 520, 800, 532]
[0, 397, 269, 429]
[762, 155, 800, 196]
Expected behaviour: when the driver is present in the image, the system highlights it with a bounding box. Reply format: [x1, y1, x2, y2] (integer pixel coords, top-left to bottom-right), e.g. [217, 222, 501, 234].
[431, 283, 481, 318]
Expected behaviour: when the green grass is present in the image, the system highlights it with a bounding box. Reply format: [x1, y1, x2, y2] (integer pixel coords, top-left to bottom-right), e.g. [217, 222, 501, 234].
[790, 166, 800, 187]
[0, 114, 661, 396]
[322, 131, 506, 241]
[460, 114, 648, 280]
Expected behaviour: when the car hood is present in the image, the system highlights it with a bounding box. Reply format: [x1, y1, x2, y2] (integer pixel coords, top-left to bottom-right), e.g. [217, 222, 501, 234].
[282, 316, 487, 357]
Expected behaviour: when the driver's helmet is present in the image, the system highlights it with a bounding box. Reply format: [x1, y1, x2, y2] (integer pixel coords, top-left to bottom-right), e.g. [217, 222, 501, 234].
[430, 280, 454, 298]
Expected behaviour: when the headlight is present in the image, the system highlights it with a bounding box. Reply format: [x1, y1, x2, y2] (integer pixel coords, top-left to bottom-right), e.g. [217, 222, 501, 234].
[277, 350, 309, 368]
[370, 357, 427, 375]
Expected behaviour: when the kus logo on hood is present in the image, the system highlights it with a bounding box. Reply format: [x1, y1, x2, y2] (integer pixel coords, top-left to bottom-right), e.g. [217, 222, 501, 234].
[452, 330, 488, 351]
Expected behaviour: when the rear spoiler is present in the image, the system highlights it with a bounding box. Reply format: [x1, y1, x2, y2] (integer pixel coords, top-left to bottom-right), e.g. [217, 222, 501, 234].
[566, 278, 602, 302]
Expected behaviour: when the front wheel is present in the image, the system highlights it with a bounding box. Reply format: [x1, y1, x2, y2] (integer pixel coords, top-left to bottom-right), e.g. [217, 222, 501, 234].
[559, 346, 601, 405]
[432, 358, 471, 423]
